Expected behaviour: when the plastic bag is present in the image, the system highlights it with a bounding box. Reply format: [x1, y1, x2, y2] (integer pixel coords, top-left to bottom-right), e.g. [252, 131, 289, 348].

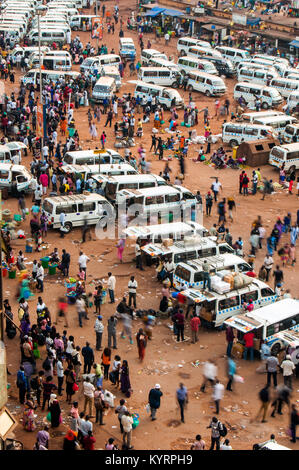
[233, 375, 244, 383]
[145, 404, 151, 414]
[132, 413, 139, 429]
[46, 412, 51, 422]
[72, 383, 79, 392]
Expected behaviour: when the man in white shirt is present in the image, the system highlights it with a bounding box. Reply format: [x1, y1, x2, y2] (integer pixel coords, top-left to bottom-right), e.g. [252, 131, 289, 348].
[107, 272, 116, 304]
[165, 258, 175, 287]
[211, 178, 222, 202]
[200, 359, 217, 393]
[83, 376, 95, 417]
[121, 411, 134, 449]
[36, 262, 44, 293]
[76, 296, 87, 328]
[56, 356, 64, 396]
[78, 251, 90, 280]
[263, 254, 273, 282]
[128, 275, 138, 309]
[281, 354, 295, 390]
[135, 239, 144, 271]
[212, 379, 225, 415]
[59, 211, 66, 238]
[42, 145, 49, 161]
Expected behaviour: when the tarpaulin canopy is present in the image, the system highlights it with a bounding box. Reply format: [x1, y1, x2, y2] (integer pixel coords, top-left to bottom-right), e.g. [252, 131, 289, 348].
[246, 17, 261, 25]
[161, 8, 184, 16]
[290, 40, 299, 48]
[144, 7, 166, 16]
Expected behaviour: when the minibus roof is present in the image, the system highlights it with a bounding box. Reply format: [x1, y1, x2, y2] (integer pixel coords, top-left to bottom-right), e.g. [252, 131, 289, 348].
[224, 298, 299, 332]
[123, 221, 206, 238]
[44, 193, 108, 205]
[254, 115, 297, 124]
[65, 149, 122, 158]
[98, 173, 164, 183]
[274, 143, 299, 151]
[141, 236, 222, 256]
[118, 185, 184, 198]
[178, 254, 250, 272]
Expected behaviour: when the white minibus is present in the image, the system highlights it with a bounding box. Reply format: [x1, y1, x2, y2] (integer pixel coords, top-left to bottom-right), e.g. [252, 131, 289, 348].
[215, 46, 250, 64]
[21, 70, 80, 87]
[177, 56, 218, 76]
[187, 45, 223, 61]
[63, 149, 124, 166]
[97, 54, 121, 68]
[222, 122, 274, 147]
[270, 77, 299, 98]
[252, 115, 297, 133]
[70, 14, 96, 30]
[241, 110, 285, 123]
[181, 279, 276, 328]
[92, 76, 116, 103]
[101, 174, 166, 202]
[119, 37, 136, 61]
[186, 70, 226, 96]
[140, 49, 168, 65]
[287, 91, 299, 112]
[177, 36, 212, 56]
[173, 254, 253, 290]
[123, 221, 209, 244]
[224, 298, 299, 355]
[268, 143, 299, 171]
[133, 81, 184, 109]
[100, 66, 121, 91]
[238, 67, 278, 85]
[234, 82, 283, 109]
[283, 123, 299, 143]
[138, 67, 182, 88]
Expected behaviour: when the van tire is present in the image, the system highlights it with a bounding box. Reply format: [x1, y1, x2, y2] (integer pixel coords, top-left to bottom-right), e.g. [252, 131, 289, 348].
[289, 165, 296, 174]
[229, 139, 238, 148]
[180, 50, 186, 57]
[64, 222, 72, 233]
[172, 81, 179, 88]
[261, 102, 269, 109]
[73, 26, 78, 31]
[271, 342, 281, 356]
[187, 85, 193, 91]
[205, 90, 211, 97]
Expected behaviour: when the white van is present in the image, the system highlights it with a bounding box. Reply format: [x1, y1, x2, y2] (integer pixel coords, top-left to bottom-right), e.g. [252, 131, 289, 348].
[252, 115, 297, 134]
[224, 298, 299, 355]
[234, 82, 283, 109]
[142, 236, 234, 265]
[253, 54, 289, 67]
[123, 221, 209, 244]
[222, 122, 274, 147]
[238, 67, 278, 85]
[60, 163, 137, 183]
[241, 110, 285, 123]
[97, 54, 121, 68]
[63, 149, 124, 166]
[187, 45, 223, 61]
[215, 46, 250, 65]
[0, 164, 34, 193]
[181, 279, 276, 328]
[177, 36, 212, 56]
[269, 143, 299, 171]
[140, 49, 168, 65]
[270, 77, 299, 98]
[147, 57, 178, 70]
[119, 37, 136, 61]
[287, 91, 299, 112]
[70, 14, 96, 30]
[100, 66, 121, 91]
[30, 54, 72, 71]
[29, 29, 67, 46]
[177, 56, 217, 76]
[186, 70, 226, 97]
[173, 254, 253, 290]
[236, 60, 275, 72]
[80, 56, 101, 74]
[133, 80, 184, 109]
[92, 76, 116, 103]
[283, 123, 299, 143]
[21, 70, 80, 87]
[11, 46, 50, 61]
[42, 193, 113, 232]
[138, 67, 182, 88]
[0, 142, 27, 163]
[118, 185, 198, 222]
[102, 174, 166, 202]
[0, 26, 22, 42]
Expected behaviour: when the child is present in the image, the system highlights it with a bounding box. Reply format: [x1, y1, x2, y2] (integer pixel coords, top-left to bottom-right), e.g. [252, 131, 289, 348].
[105, 438, 118, 450]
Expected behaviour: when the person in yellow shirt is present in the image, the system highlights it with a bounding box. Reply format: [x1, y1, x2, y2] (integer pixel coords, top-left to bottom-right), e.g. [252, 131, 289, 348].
[255, 168, 262, 182]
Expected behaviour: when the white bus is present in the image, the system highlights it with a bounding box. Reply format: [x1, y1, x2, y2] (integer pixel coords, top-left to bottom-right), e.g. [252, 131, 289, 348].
[222, 122, 274, 147]
[283, 123, 299, 143]
[252, 115, 297, 133]
[234, 82, 283, 109]
[123, 221, 209, 244]
[138, 67, 181, 88]
[270, 77, 299, 98]
[215, 46, 250, 65]
[177, 56, 218, 76]
[177, 36, 212, 56]
[186, 70, 226, 96]
[268, 143, 299, 172]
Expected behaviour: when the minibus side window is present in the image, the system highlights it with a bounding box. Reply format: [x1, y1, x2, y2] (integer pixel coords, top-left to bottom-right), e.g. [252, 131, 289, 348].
[185, 250, 197, 261]
[0, 170, 9, 179]
[219, 295, 239, 310]
[174, 253, 186, 264]
[241, 290, 258, 303]
[176, 266, 191, 282]
[79, 202, 96, 212]
[194, 272, 204, 283]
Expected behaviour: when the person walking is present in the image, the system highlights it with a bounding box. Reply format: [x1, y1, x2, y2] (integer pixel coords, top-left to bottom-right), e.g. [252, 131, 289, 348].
[243, 330, 255, 361]
[148, 384, 163, 421]
[136, 328, 147, 362]
[56, 355, 64, 396]
[281, 355, 295, 390]
[211, 178, 222, 202]
[200, 359, 217, 393]
[107, 272, 116, 304]
[82, 342, 94, 374]
[36, 263, 44, 293]
[101, 347, 111, 380]
[213, 379, 225, 415]
[205, 191, 213, 216]
[83, 376, 95, 417]
[17, 365, 28, 404]
[264, 254, 274, 282]
[207, 416, 223, 450]
[290, 404, 299, 443]
[94, 385, 105, 426]
[128, 276, 137, 309]
[135, 239, 144, 270]
[78, 251, 90, 280]
[255, 384, 270, 423]
[94, 315, 104, 351]
[226, 357, 236, 392]
[266, 353, 279, 387]
[176, 383, 188, 423]
[61, 249, 71, 277]
[273, 265, 284, 289]
[107, 316, 118, 349]
[76, 296, 87, 328]
[121, 411, 134, 450]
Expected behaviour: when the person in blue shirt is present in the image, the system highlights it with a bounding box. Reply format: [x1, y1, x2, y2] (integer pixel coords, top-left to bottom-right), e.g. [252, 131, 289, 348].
[260, 340, 271, 361]
[176, 383, 188, 423]
[17, 365, 28, 404]
[226, 357, 236, 392]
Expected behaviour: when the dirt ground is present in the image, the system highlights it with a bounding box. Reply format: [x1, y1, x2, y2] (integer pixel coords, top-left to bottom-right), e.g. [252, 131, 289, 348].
[3, 0, 299, 451]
